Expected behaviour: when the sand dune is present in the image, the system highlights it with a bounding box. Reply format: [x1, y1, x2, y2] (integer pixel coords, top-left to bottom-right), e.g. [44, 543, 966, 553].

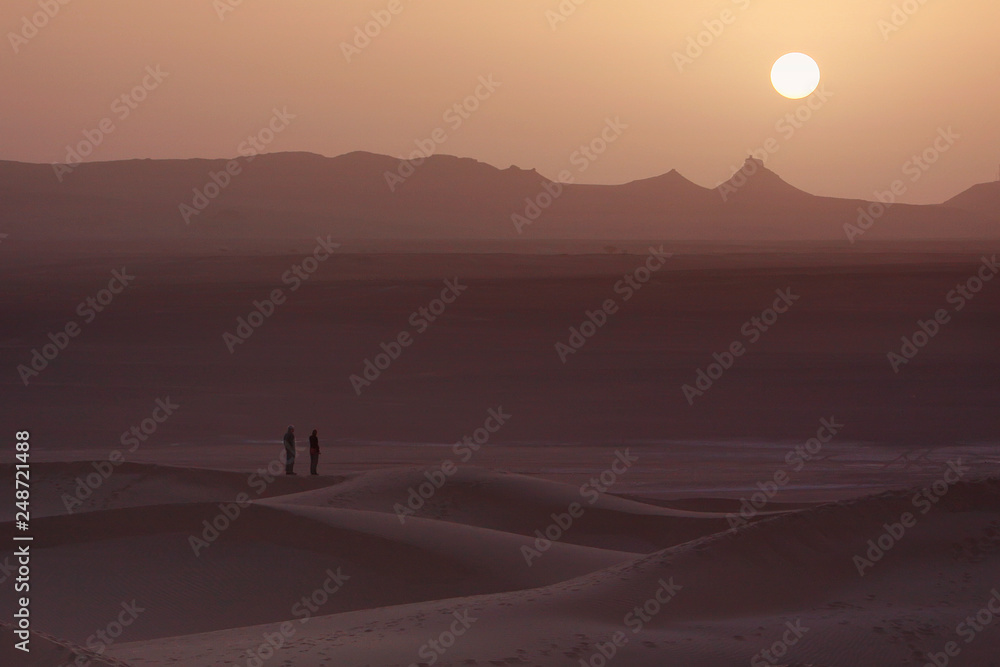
[8, 463, 730, 646]
[0, 621, 128, 667]
[4, 502, 633, 643]
[99, 473, 1000, 666]
[5, 463, 998, 665]
[0, 462, 340, 521]
[258, 465, 736, 551]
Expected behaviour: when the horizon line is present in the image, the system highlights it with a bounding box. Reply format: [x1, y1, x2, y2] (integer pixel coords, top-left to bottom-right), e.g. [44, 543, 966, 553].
[1, 149, 994, 207]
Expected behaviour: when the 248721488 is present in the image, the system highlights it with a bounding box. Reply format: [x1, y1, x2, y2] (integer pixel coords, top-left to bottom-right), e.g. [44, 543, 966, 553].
[14, 430, 32, 653]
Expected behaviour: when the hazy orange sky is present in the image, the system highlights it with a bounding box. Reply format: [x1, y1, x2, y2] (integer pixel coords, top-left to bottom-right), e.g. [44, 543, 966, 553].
[2, 0, 998, 204]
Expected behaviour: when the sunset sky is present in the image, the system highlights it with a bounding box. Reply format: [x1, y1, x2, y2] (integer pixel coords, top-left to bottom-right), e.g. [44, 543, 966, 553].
[2, 0, 998, 204]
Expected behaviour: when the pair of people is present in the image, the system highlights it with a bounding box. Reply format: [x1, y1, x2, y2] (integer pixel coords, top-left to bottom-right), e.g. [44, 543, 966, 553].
[283, 425, 320, 475]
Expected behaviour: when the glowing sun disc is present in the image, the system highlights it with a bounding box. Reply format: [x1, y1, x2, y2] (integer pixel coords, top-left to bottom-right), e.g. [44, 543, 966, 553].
[771, 53, 821, 99]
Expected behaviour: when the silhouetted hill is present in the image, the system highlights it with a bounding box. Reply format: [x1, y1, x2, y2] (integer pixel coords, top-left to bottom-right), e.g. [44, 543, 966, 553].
[945, 180, 1000, 222]
[716, 156, 813, 203]
[0, 152, 995, 242]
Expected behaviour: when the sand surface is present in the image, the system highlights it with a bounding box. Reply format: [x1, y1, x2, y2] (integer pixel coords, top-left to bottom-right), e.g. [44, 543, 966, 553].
[3, 247, 999, 665]
[3, 247, 999, 450]
[2, 459, 999, 666]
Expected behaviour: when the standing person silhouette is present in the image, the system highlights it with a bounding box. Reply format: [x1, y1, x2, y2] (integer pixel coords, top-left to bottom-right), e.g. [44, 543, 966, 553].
[309, 429, 320, 475]
[284, 425, 296, 475]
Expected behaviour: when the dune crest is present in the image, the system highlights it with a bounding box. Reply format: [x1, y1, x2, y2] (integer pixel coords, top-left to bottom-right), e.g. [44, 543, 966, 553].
[5, 461, 997, 666]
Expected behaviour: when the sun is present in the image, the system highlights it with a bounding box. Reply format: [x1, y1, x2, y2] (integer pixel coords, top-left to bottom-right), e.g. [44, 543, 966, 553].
[770, 53, 821, 99]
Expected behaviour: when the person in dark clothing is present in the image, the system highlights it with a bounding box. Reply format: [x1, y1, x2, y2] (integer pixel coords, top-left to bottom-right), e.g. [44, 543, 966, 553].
[309, 429, 320, 475]
[284, 425, 296, 475]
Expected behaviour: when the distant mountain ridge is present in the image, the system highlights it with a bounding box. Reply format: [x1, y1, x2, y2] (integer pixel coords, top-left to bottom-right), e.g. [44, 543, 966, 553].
[946, 180, 1000, 223]
[0, 151, 996, 241]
